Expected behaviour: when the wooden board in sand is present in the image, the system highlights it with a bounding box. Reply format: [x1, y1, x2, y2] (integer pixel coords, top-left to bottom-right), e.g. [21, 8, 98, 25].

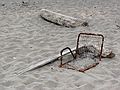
[40, 9, 88, 27]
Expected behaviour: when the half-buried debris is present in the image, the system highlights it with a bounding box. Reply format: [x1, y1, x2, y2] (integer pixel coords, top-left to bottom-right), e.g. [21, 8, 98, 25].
[59, 33, 115, 72]
[40, 9, 88, 28]
[18, 33, 115, 74]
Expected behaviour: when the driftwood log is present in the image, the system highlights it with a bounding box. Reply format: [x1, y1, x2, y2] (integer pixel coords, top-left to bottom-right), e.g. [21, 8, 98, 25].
[40, 9, 88, 27]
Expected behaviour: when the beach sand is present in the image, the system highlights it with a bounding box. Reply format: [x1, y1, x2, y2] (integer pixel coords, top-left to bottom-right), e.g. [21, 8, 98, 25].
[0, 0, 120, 90]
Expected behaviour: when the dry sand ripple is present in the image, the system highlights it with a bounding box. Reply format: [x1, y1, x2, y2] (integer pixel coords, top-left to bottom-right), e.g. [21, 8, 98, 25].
[0, 0, 120, 90]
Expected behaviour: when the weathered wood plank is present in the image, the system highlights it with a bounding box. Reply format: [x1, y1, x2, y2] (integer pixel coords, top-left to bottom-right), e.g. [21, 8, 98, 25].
[40, 9, 88, 27]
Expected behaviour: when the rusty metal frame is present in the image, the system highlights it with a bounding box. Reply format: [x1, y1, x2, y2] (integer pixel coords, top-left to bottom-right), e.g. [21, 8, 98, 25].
[76, 33, 104, 61]
[59, 32, 104, 72]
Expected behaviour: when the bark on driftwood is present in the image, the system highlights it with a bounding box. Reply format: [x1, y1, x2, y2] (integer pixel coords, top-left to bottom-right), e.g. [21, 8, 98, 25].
[40, 9, 88, 27]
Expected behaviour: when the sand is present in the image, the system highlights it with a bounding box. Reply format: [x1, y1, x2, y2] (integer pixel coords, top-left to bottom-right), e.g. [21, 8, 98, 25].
[0, 0, 120, 90]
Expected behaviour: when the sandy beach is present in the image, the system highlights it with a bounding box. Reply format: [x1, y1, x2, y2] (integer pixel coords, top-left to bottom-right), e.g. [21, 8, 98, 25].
[0, 0, 120, 90]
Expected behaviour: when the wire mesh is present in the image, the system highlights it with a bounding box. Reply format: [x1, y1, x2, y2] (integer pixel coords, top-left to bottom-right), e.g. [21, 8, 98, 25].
[59, 33, 104, 72]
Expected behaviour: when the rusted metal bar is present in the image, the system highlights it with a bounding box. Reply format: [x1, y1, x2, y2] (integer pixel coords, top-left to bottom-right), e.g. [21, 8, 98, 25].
[78, 63, 99, 72]
[59, 47, 75, 67]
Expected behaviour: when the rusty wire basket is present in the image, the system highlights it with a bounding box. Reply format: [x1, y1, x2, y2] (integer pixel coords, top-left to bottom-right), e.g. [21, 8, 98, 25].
[59, 33, 104, 72]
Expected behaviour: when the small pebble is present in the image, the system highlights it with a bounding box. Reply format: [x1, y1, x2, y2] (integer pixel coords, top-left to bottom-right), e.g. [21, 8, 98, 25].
[81, 22, 89, 27]
[13, 57, 16, 59]
[1, 4, 5, 6]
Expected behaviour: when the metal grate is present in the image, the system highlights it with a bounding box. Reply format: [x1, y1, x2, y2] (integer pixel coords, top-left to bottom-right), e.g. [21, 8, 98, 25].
[59, 33, 104, 72]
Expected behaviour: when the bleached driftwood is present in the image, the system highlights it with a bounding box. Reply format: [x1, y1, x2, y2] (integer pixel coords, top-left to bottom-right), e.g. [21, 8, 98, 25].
[40, 9, 88, 27]
[18, 47, 115, 74]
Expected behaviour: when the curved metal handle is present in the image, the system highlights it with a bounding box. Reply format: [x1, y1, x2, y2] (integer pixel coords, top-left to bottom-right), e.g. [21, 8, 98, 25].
[60, 47, 75, 66]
